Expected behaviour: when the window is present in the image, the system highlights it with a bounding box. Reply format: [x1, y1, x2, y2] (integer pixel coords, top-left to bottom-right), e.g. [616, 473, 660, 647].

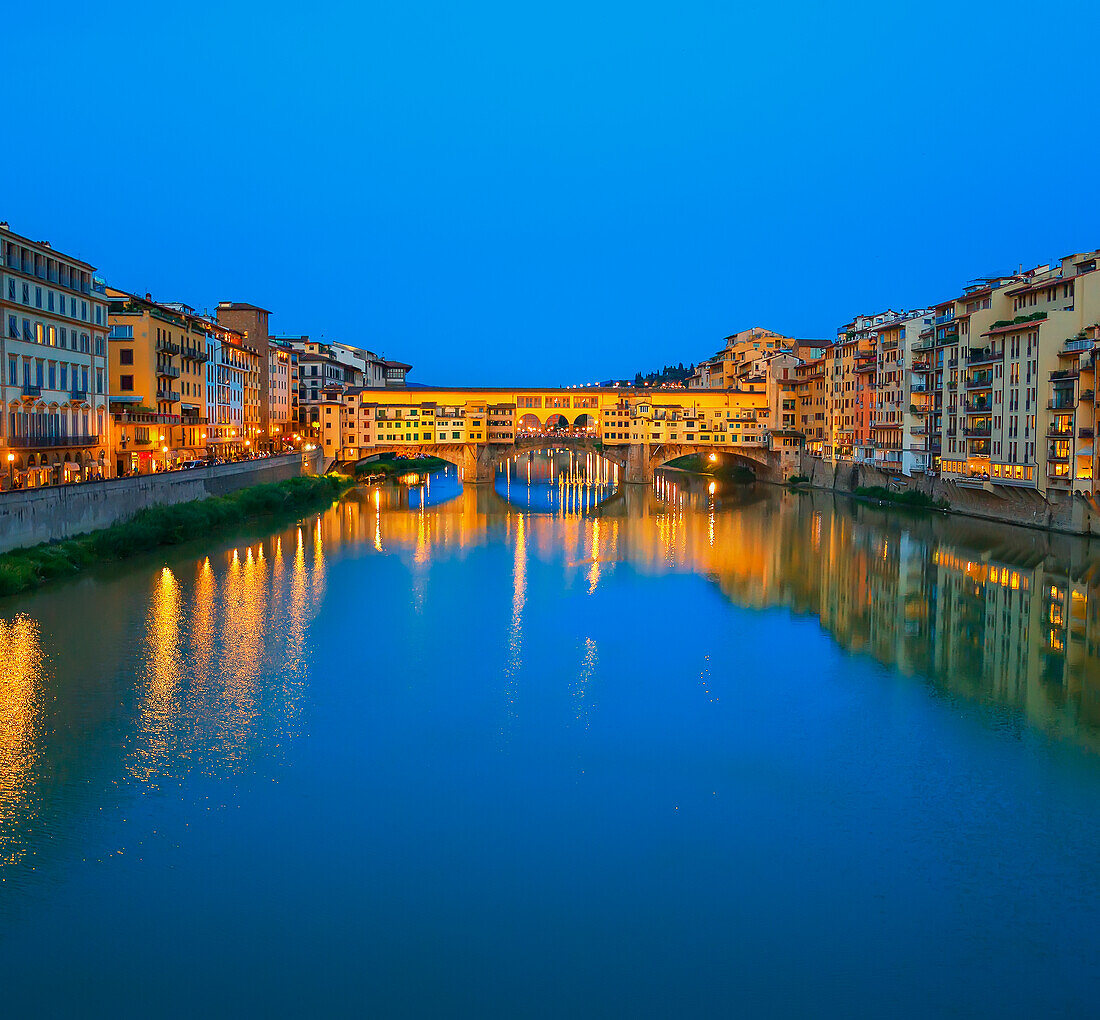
[119, 349, 134, 365]
[120, 375, 134, 392]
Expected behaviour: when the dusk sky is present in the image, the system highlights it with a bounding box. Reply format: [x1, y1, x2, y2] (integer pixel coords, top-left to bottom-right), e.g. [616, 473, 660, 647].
[8, 1, 1100, 385]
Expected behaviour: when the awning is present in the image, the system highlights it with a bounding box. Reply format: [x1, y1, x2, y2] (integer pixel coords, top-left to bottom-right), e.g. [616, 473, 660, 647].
[1077, 445, 1093, 458]
[64, 461, 81, 471]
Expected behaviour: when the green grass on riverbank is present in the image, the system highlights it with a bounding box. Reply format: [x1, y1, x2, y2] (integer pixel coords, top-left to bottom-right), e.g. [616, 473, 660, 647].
[353, 455, 451, 478]
[853, 485, 949, 511]
[0, 473, 352, 598]
[663, 453, 756, 483]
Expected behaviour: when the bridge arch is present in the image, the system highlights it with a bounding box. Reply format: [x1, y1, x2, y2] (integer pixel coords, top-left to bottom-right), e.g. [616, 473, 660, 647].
[635, 442, 778, 483]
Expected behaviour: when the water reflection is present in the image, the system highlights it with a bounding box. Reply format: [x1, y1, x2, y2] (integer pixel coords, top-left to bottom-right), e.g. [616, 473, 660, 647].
[495, 448, 619, 514]
[2, 453, 1100, 897]
[0, 616, 45, 867]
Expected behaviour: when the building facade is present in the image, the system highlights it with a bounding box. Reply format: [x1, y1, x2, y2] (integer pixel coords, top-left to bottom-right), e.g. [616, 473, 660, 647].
[0, 223, 111, 487]
[106, 290, 211, 473]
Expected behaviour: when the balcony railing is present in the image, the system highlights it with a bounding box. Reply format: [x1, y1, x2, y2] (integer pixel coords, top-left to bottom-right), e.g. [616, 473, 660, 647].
[156, 364, 181, 379]
[1050, 369, 1079, 380]
[967, 348, 1001, 365]
[5, 434, 99, 449]
[21, 384, 42, 399]
[70, 389, 89, 402]
[1063, 338, 1093, 353]
[156, 338, 180, 355]
[964, 400, 992, 413]
[156, 389, 181, 402]
[966, 375, 994, 389]
[963, 425, 992, 437]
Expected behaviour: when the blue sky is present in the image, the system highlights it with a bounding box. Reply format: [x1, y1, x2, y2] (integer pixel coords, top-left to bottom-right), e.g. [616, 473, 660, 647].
[6, 1, 1099, 385]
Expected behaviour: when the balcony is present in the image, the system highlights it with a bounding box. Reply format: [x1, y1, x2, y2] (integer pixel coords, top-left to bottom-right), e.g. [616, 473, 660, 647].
[1050, 368, 1079, 380]
[935, 313, 955, 325]
[21, 384, 42, 400]
[6, 434, 99, 449]
[964, 400, 992, 413]
[1063, 338, 1093, 354]
[156, 389, 181, 403]
[967, 348, 1001, 366]
[156, 364, 181, 379]
[1080, 427, 1094, 440]
[181, 344, 210, 363]
[1048, 425, 1074, 438]
[69, 389, 89, 403]
[963, 425, 992, 437]
[156, 338, 180, 356]
[966, 374, 994, 390]
[946, 379, 958, 389]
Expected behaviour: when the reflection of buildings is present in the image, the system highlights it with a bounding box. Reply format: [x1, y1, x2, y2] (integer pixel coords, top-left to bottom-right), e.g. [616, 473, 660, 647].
[2, 468, 1100, 881]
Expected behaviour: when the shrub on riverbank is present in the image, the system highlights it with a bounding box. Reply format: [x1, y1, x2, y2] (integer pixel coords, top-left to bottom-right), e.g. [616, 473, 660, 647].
[353, 455, 450, 477]
[854, 485, 949, 510]
[787, 474, 810, 486]
[0, 473, 351, 598]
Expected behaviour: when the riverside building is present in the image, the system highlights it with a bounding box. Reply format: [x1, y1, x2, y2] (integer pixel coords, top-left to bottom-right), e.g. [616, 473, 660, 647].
[0, 222, 111, 487]
[106, 289, 210, 473]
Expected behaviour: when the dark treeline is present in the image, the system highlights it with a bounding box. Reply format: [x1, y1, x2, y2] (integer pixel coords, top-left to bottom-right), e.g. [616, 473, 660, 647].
[598, 362, 695, 388]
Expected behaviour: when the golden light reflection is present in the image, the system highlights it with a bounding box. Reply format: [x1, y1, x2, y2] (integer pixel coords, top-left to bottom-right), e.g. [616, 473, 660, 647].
[131, 567, 184, 783]
[588, 518, 601, 594]
[0, 615, 46, 866]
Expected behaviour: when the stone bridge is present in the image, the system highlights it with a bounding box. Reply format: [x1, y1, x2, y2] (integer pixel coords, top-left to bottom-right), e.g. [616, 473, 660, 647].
[344, 438, 778, 483]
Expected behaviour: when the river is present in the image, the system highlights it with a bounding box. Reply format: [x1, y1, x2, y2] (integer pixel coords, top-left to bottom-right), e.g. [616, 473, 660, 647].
[1, 449, 1098, 1016]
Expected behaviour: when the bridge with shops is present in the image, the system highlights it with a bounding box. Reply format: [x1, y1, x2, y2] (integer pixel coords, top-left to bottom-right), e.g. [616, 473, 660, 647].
[324, 386, 789, 482]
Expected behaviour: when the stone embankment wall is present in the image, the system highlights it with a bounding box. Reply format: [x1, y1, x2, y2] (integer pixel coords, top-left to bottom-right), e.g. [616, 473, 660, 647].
[0, 450, 323, 554]
[798, 452, 1100, 536]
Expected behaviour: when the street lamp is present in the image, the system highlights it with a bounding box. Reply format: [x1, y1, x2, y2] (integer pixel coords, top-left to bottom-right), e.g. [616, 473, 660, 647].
[7, 452, 13, 489]
[162, 445, 169, 471]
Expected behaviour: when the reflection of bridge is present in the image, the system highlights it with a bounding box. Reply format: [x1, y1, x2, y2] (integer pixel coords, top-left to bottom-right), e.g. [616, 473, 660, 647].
[346, 435, 778, 483]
